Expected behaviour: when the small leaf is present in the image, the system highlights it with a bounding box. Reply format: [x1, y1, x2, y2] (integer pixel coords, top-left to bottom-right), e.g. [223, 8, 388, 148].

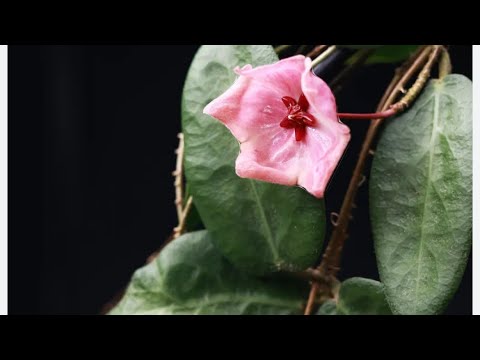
[317, 278, 392, 315]
[316, 300, 338, 315]
[110, 231, 309, 315]
[182, 45, 325, 275]
[370, 74, 472, 314]
[366, 45, 419, 64]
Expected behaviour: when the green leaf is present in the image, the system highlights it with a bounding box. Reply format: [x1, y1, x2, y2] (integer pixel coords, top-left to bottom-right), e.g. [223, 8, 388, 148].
[317, 300, 338, 315]
[110, 230, 308, 315]
[181, 45, 326, 275]
[184, 183, 203, 232]
[317, 278, 392, 315]
[366, 45, 419, 64]
[370, 74, 472, 315]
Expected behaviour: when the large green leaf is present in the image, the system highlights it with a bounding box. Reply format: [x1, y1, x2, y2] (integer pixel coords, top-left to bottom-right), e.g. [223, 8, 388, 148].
[366, 45, 419, 64]
[370, 74, 472, 315]
[317, 278, 392, 315]
[182, 45, 325, 275]
[344, 45, 419, 65]
[110, 231, 308, 315]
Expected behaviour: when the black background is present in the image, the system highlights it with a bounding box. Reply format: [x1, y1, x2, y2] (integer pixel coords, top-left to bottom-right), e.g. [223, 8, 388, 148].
[9, 45, 472, 315]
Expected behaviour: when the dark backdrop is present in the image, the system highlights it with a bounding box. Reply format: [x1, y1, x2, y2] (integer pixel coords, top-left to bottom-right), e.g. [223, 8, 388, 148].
[9, 45, 472, 315]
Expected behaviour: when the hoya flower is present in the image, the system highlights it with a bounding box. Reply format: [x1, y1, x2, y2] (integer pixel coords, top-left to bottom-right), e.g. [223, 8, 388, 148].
[203, 55, 350, 198]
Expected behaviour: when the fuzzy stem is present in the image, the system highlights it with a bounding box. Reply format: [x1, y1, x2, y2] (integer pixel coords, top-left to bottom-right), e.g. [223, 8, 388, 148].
[173, 196, 194, 239]
[173, 133, 185, 221]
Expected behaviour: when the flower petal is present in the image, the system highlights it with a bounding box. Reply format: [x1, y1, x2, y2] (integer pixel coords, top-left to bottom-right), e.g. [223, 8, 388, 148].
[203, 55, 351, 199]
[203, 56, 306, 143]
[301, 57, 341, 124]
[297, 57, 351, 197]
[234, 55, 305, 97]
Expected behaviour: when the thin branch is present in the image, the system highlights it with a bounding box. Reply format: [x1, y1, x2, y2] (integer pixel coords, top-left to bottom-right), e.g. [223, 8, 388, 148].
[304, 283, 319, 315]
[304, 45, 442, 315]
[310, 46, 337, 68]
[292, 268, 331, 284]
[306, 45, 328, 59]
[173, 196, 194, 240]
[173, 133, 185, 222]
[338, 108, 396, 119]
[337, 46, 442, 121]
[389, 46, 442, 112]
[439, 46, 452, 79]
[376, 45, 429, 110]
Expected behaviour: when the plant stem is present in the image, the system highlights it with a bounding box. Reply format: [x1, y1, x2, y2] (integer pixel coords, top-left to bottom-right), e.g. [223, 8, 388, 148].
[337, 109, 396, 119]
[337, 46, 443, 122]
[383, 46, 440, 111]
[170, 132, 195, 243]
[173, 196, 194, 239]
[311, 46, 337, 68]
[306, 45, 328, 59]
[293, 268, 331, 283]
[303, 45, 442, 315]
[439, 47, 452, 79]
[304, 283, 319, 315]
[173, 133, 185, 221]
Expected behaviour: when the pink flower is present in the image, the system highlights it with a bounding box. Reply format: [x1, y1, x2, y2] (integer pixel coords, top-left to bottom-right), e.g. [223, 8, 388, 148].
[203, 55, 350, 198]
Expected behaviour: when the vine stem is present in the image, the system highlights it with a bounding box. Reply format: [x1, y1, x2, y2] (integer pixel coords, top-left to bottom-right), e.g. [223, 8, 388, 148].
[165, 133, 195, 245]
[310, 46, 337, 68]
[173, 196, 193, 239]
[304, 282, 319, 315]
[337, 109, 396, 119]
[173, 133, 185, 221]
[306, 45, 329, 59]
[303, 45, 443, 315]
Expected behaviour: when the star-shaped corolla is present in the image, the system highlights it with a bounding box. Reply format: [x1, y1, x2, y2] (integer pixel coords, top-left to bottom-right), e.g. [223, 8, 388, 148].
[203, 55, 350, 198]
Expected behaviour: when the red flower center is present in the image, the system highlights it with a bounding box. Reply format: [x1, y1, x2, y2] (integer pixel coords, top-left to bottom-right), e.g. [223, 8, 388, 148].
[279, 94, 317, 141]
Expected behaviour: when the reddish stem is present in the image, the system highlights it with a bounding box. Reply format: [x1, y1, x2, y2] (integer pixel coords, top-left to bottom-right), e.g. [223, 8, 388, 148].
[337, 108, 396, 120]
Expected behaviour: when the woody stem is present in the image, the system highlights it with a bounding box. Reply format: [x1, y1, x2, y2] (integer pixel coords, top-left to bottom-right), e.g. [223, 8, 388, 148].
[336, 46, 444, 122]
